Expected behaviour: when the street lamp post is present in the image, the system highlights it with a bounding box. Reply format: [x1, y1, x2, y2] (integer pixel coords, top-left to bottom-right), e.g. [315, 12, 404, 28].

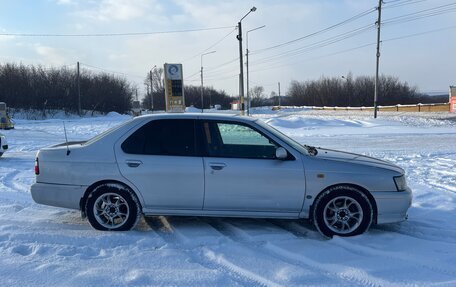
[200, 51, 216, 113]
[246, 24, 265, 116]
[237, 6, 257, 116]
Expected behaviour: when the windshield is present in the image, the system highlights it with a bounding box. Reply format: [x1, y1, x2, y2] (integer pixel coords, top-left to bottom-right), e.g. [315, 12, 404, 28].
[255, 119, 309, 155]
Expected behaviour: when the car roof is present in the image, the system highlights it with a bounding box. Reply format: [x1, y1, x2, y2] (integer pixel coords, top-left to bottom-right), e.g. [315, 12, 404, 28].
[134, 112, 257, 122]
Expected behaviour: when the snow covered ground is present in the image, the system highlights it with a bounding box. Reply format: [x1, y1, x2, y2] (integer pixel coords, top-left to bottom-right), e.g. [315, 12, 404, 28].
[1, 109, 455, 286]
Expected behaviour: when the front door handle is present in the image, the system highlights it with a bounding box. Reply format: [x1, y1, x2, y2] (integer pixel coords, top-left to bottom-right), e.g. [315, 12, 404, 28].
[126, 160, 142, 168]
[209, 162, 226, 170]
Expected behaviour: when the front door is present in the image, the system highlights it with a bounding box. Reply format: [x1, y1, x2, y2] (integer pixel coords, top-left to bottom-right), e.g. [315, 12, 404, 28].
[200, 120, 306, 213]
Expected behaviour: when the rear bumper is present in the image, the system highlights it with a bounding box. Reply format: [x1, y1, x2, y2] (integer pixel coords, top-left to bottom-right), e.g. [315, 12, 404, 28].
[31, 182, 86, 210]
[372, 187, 412, 224]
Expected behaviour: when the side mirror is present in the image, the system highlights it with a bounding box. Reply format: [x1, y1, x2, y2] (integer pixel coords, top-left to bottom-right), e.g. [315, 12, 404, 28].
[275, 147, 288, 160]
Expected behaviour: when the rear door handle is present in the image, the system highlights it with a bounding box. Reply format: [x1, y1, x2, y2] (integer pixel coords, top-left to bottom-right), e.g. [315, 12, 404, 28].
[126, 160, 142, 168]
[209, 162, 226, 170]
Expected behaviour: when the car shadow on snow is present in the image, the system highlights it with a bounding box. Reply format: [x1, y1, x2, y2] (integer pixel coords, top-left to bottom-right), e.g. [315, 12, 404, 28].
[143, 215, 325, 242]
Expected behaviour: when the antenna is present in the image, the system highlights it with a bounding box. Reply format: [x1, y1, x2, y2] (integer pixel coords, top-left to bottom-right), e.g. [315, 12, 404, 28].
[63, 121, 71, 156]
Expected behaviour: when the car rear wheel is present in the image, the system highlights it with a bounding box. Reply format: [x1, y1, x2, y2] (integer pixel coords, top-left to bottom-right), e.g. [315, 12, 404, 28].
[85, 183, 141, 231]
[313, 186, 373, 238]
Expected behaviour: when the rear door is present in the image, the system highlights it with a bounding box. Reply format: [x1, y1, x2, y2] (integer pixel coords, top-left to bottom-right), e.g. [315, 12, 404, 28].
[200, 120, 306, 213]
[115, 119, 204, 210]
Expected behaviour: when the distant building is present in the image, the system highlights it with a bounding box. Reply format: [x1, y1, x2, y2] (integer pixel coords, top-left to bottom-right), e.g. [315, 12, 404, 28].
[450, 86, 456, 113]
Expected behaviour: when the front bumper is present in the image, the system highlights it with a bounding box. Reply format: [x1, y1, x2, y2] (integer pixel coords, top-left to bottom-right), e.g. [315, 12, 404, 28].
[372, 187, 412, 224]
[31, 182, 86, 210]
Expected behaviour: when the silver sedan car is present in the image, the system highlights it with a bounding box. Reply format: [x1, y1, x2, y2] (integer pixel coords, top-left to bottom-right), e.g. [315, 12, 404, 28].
[31, 113, 412, 237]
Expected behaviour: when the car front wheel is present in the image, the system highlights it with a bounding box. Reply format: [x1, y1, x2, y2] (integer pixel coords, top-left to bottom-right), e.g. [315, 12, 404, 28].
[313, 186, 373, 238]
[85, 183, 141, 231]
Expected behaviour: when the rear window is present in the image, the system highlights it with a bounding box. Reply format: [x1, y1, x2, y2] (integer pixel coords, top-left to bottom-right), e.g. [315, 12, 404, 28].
[121, 119, 196, 156]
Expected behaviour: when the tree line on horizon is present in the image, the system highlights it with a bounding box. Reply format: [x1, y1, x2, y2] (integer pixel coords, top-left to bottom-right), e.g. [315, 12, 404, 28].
[0, 63, 134, 115]
[284, 73, 446, 107]
[0, 63, 447, 116]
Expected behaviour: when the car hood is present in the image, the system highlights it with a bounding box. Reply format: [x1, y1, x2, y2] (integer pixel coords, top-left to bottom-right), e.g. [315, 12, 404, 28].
[314, 147, 404, 174]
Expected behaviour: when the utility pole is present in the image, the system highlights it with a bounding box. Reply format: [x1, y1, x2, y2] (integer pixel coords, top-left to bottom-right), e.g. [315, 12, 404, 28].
[77, 61, 81, 116]
[374, 0, 383, 119]
[278, 82, 281, 106]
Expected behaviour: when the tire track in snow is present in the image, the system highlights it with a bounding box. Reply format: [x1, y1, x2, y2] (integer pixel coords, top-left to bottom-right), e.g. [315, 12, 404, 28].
[0, 168, 32, 193]
[145, 216, 266, 286]
[397, 154, 456, 195]
[373, 221, 456, 245]
[202, 247, 283, 287]
[331, 236, 456, 278]
[206, 218, 389, 287]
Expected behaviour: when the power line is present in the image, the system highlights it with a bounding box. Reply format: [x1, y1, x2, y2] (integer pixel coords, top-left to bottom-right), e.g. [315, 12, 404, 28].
[192, 7, 377, 81]
[383, 24, 456, 42]
[187, 73, 237, 83]
[248, 24, 456, 74]
[249, 2, 454, 69]
[205, 57, 239, 72]
[184, 70, 200, 80]
[384, 0, 428, 9]
[185, 57, 239, 80]
[182, 27, 237, 62]
[0, 26, 236, 37]
[252, 6, 376, 54]
[383, 2, 456, 24]
[201, 23, 375, 79]
[249, 43, 375, 74]
[80, 62, 144, 79]
[384, 0, 415, 4]
[203, 74, 238, 82]
[250, 24, 375, 68]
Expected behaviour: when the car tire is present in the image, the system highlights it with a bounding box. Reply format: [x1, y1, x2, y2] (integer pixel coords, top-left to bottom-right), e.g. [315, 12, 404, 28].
[85, 183, 141, 231]
[313, 185, 373, 238]
[0, 152, 3, 157]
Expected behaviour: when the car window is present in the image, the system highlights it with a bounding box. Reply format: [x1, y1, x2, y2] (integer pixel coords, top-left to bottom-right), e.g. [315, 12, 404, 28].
[203, 121, 278, 159]
[122, 119, 196, 156]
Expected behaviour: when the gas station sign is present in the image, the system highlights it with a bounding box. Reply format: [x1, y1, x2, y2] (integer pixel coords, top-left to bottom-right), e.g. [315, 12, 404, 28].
[164, 63, 185, 112]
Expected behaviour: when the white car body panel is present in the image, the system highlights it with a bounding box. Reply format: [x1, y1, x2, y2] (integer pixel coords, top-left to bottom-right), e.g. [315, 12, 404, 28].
[202, 156, 305, 212]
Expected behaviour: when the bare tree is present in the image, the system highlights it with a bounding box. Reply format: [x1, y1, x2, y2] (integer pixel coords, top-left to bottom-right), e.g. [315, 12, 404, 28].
[250, 86, 265, 107]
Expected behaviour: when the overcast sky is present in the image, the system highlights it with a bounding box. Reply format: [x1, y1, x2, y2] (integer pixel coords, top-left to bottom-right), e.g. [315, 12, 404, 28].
[0, 0, 454, 98]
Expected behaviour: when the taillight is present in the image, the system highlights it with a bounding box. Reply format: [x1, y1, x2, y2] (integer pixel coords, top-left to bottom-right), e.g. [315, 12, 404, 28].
[34, 157, 40, 175]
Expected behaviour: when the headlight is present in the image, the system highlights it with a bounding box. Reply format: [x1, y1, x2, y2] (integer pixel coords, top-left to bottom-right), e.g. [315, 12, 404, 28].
[393, 175, 407, 191]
